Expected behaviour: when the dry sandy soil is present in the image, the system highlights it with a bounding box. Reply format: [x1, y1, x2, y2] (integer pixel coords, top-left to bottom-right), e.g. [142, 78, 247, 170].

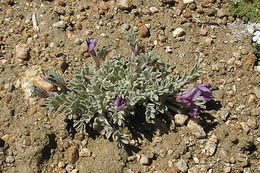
[0, 0, 259, 173]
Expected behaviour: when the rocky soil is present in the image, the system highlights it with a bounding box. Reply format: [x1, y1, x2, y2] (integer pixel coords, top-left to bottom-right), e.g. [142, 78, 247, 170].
[0, 0, 259, 173]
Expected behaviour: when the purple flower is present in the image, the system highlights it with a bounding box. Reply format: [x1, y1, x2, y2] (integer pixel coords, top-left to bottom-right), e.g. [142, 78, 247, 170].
[131, 44, 141, 57]
[114, 97, 126, 111]
[178, 84, 213, 118]
[86, 38, 98, 57]
[86, 38, 102, 67]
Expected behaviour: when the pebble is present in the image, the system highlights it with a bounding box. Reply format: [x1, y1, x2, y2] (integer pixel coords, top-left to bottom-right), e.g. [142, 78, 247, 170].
[246, 117, 258, 129]
[213, 89, 224, 100]
[188, 166, 199, 173]
[74, 38, 83, 46]
[247, 94, 255, 103]
[227, 57, 235, 65]
[66, 146, 79, 164]
[193, 157, 199, 164]
[243, 53, 257, 71]
[176, 3, 186, 11]
[217, 9, 227, 18]
[165, 46, 173, 53]
[58, 161, 66, 168]
[117, 0, 133, 10]
[139, 25, 149, 37]
[189, 3, 197, 10]
[173, 28, 185, 37]
[71, 169, 79, 173]
[149, 7, 159, 13]
[175, 159, 188, 172]
[174, 114, 188, 126]
[6, 156, 15, 163]
[200, 28, 208, 36]
[218, 109, 229, 121]
[5, 94, 12, 104]
[223, 166, 232, 173]
[75, 22, 82, 30]
[52, 21, 66, 30]
[57, 0, 66, 6]
[255, 65, 260, 72]
[33, 76, 57, 92]
[79, 148, 92, 157]
[206, 9, 216, 16]
[65, 164, 74, 172]
[203, 135, 218, 156]
[153, 136, 163, 144]
[187, 120, 206, 139]
[253, 86, 260, 98]
[4, 82, 15, 92]
[140, 154, 150, 165]
[203, 37, 213, 45]
[15, 44, 30, 60]
[183, 0, 194, 4]
[251, 107, 260, 116]
[99, 1, 109, 11]
[240, 122, 250, 133]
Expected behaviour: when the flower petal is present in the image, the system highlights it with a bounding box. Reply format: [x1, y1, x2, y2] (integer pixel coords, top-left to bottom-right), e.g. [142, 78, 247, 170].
[87, 38, 98, 52]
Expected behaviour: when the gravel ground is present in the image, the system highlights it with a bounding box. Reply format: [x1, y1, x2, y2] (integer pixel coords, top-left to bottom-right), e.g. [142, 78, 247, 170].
[0, 0, 259, 173]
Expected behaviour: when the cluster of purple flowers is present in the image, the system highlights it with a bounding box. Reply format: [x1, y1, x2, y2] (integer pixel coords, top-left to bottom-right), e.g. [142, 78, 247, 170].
[178, 84, 213, 118]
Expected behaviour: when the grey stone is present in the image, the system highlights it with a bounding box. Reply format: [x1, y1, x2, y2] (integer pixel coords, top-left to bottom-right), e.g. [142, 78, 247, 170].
[117, 0, 133, 10]
[223, 166, 232, 173]
[175, 159, 188, 172]
[174, 114, 188, 126]
[6, 156, 15, 163]
[139, 155, 149, 165]
[79, 148, 92, 157]
[204, 135, 218, 156]
[187, 120, 206, 139]
[173, 28, 185, 37]
[15, 44, 30, 60]
[183, 0, 194, 4]
[217, 9, 227, 18]
[149, 7, 158, 13]
[253, 86, 260, 98]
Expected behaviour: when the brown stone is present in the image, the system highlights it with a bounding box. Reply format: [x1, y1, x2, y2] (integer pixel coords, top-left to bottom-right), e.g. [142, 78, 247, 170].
[176, 2, 186, 11]
[15, 44, 30, 60]
[201, 0, 210, 8]
[243, 53, 256, 71]
[206, 8, 216, 16]
[189, 3, 197, 10]
[183, 12, 192, 18]
[99, 1, 109, 11]
[33, 76, 58, 92]
[138, 25, 149, 38]
[66, 146, 79, 164]
[196, 7, 204, 14]
[57, 0, 66, 7]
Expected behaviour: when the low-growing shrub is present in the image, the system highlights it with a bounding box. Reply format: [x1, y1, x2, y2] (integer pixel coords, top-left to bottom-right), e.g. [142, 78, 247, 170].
[38, 31, 212, 147]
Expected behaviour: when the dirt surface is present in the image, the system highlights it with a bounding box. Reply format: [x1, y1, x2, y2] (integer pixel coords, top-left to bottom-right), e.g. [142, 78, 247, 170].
[0, 0, 259, 173]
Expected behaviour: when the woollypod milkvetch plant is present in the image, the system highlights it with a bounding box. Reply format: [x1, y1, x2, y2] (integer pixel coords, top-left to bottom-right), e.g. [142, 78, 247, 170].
[41, 30, 213, 147]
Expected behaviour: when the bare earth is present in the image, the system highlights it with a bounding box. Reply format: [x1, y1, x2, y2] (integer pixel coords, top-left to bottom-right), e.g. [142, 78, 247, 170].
[0, 0, 259, 173]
